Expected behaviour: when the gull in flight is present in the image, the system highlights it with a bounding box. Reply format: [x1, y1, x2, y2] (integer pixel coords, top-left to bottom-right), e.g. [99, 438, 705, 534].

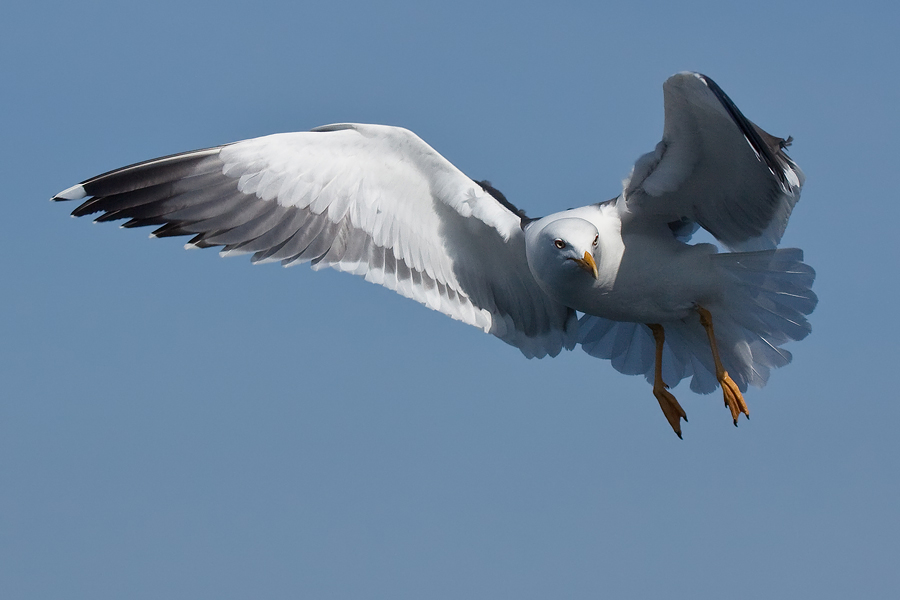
[53, 72, 817, 437]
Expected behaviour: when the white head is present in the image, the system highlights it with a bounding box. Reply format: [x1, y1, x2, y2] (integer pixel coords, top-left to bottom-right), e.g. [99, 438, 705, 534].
[524, 216, 600, 301]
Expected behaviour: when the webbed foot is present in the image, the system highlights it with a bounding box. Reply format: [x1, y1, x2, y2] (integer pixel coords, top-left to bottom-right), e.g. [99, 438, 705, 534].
[648, 323, 687, 438]
[653, 381, 687, 439]
[696, 305, 750, 426]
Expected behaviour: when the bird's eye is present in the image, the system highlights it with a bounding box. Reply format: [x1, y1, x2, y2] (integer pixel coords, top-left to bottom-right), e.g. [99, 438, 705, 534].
[592, 234, 599, 246]
[554, 239, 566, 249]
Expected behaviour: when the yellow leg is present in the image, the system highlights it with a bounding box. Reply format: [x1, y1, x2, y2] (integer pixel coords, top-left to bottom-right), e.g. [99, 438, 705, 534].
[696, 306, 749, 426]
[648, 323, 687, 438]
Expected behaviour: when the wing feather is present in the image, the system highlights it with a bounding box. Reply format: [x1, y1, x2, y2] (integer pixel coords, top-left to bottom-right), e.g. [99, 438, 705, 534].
[54, 124, 577, 357]
[623, 72, 804, 251]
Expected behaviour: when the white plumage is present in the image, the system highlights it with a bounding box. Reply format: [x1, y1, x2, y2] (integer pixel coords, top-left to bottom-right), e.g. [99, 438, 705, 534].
[53, 72, 816, 436]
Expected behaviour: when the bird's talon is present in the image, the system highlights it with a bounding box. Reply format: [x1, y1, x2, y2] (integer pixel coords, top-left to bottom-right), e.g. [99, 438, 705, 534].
[696, 306, 754, 429]
[648, 323, 687, 437]
[718, 371, 748, 425]
[653, 384, 687, 438]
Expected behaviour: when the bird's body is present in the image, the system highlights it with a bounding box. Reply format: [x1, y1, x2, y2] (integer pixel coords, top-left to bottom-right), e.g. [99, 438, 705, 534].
[53, 72, 817, 436]
[526, 203, 721, 324]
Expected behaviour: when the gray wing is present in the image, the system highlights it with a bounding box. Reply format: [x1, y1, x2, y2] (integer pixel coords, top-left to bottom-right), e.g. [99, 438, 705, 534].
[622, 72, 804, 251]
[54, 124, 577, 358]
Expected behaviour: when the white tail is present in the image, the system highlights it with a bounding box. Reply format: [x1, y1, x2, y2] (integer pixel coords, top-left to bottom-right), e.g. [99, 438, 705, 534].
[578, 248, 817, 394]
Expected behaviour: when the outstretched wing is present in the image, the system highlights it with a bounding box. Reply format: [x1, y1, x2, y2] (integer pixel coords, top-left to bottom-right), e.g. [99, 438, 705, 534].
[54, 124, 577, 358]
[622, 72, 804, 251]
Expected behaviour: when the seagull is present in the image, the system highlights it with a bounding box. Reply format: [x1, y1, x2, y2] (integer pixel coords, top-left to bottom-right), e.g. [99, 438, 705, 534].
[53, 72, 816, 437]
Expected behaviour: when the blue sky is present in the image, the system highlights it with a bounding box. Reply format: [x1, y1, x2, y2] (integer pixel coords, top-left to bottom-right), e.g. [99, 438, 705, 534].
[2, 1, 899, 598]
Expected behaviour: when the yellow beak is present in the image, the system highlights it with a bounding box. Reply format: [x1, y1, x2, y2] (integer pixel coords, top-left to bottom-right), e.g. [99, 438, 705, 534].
[573, 251, 599, 279]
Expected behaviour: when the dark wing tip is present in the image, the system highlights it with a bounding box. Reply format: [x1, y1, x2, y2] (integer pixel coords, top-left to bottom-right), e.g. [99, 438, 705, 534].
[695, 73, 798, 190]
[473, 179, 533, 229]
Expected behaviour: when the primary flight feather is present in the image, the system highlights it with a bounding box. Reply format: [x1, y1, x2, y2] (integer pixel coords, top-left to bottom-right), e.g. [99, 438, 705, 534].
[53, 72, 817, 437]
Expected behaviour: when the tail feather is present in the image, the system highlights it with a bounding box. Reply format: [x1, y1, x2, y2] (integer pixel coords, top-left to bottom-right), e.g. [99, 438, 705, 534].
[578, 248, 817, 394]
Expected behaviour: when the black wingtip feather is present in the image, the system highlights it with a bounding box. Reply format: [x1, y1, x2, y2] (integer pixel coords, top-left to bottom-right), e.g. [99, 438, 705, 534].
[187, 234, 220, 249]
[151, 223, 193, 238]
[697, 74, 795, 189]
[72, 200, 102, 218]
[474, 179, 533, 228]
[78, 148, 225, 198]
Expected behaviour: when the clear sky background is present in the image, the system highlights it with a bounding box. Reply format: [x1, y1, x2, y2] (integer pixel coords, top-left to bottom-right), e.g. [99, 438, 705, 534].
[2, 1, 899, 598]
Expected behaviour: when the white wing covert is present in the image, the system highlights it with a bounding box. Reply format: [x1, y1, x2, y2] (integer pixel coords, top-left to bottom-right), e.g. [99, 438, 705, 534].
[55, 124, 578, 358]
[622, 72, 804, 251]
